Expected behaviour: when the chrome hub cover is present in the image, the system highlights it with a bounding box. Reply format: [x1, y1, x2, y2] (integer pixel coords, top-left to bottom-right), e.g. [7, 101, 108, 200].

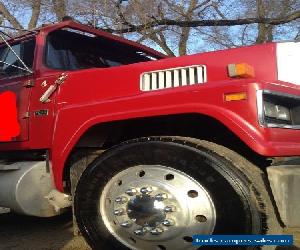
[100, 165, 216, 250]
[127, 194, 166, 227]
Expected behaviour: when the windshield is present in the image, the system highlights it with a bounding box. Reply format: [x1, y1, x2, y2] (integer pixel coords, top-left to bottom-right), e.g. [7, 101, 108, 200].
[0, 39, 35, 79]
[45, 29, 160, 70]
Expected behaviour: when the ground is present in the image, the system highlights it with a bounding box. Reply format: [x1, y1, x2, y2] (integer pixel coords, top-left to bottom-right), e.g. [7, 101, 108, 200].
[0, 212, 90, 250]
[0, 212, 299, 250]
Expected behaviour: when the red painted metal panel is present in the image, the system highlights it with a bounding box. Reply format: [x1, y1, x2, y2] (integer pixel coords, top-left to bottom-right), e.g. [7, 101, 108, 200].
[1, 21, 300, 191]
[0, 76, 32, 142]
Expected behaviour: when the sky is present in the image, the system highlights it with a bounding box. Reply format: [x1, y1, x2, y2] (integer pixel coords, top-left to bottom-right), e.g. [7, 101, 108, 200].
[1, 0, 300, 56]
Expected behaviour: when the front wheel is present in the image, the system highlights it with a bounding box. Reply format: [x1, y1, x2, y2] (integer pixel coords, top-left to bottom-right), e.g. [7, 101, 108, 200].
[74, 137, 281, 250]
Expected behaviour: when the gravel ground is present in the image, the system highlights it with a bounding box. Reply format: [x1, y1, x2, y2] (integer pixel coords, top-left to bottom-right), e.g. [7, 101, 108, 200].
[0, 212, 299, 250]
[0, 212, 90, 250]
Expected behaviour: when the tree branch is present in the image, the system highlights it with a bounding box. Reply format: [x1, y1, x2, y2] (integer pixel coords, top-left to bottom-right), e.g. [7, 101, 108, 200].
[52, 0, 67, 21]
[0, 2, 24, 29]
[102, 9, 300, 34]
[28, 0, 41, 29]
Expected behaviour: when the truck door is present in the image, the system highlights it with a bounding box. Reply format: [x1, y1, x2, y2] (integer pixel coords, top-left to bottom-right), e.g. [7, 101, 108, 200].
[0, 38, 35, 142]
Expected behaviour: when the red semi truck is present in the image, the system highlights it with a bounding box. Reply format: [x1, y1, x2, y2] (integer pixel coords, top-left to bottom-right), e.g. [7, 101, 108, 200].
[0, 20, 300, 249]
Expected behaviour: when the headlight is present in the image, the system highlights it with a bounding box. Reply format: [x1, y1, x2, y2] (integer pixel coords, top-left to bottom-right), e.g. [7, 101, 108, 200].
[264, 102, 291, 121]
[257, 90, 300, 128]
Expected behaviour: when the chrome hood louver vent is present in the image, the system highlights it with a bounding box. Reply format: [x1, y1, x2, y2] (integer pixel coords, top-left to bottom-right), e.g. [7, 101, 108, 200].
[140, 65, 207, 91]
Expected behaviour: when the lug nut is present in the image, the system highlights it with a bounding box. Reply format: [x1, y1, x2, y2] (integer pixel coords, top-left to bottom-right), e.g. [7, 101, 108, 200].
[164, 205, 176, 213]
[125, 188, 137, 196]
[162, 219, 175, 226]
[150, 227, 164, 235]
[114, 208, 125, 216]
[140, 186, 153, 195]
[155, 193, 168, 201]
[115, 196, 128, 204]
[134, 228, 147, 236]
[120, 220, 132, 228]
[143, 225, 152, 232]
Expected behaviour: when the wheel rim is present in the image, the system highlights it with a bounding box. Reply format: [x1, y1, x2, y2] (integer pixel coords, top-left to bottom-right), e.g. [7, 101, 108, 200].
[100, 165, 216, 250]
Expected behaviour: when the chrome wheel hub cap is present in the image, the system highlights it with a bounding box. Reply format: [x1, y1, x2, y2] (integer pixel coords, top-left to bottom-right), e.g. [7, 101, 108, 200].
[127, 194, 166, 227]
[100, 165, 216, 250]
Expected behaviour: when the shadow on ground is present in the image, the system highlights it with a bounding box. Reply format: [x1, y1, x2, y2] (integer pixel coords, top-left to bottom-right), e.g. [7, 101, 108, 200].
[0, 211, 90, 250]
[0, 212, 299, 250]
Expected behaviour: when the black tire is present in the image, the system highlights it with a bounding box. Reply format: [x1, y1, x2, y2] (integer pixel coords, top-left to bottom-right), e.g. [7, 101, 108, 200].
[69, 149, 104, 235]
[74, 137, 281, 250]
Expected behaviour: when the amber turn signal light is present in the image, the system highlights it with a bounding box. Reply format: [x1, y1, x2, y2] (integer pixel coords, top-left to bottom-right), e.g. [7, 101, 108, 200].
[228, 63, 255, 78]
[224, 92, 247, 102]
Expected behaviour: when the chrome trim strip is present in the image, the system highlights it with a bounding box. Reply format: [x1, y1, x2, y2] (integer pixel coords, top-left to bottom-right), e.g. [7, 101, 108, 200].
[257, 90, 265, 127]
[266, 123, 300, 129]
[256, 90, 300, 130]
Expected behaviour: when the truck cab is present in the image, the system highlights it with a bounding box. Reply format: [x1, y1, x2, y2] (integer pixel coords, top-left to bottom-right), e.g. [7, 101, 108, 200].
[0, 21, 164, 148]
[0, 20, 300, 250]
[0, 20, 165, 216]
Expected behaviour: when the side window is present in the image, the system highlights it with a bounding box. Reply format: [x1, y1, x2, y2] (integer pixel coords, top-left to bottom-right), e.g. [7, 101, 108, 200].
[46, 34, 69, 69]
[0, 39, 35, 79]
[23, 39, 35, 69]
[45, 29, 160, 71]
[0, 44, 21, 76]
[45, 30, 109, 70]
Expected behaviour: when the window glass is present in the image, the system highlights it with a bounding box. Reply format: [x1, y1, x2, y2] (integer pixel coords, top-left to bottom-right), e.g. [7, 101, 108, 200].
[0, 44, 21, 76]
[0, 39, 35, 79]
[45, 29, 160, 71]
[23, 39, 35, 68]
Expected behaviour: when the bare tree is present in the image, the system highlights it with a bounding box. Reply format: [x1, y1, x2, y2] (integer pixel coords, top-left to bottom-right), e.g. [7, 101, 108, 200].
[52, 0, 67, 21]
[188, 0, 300, 51]
[28, 0, 42, 29]
[1, 0, 300, 55]
[0, 1, 23, 29]
[80, 0, 300, 55]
